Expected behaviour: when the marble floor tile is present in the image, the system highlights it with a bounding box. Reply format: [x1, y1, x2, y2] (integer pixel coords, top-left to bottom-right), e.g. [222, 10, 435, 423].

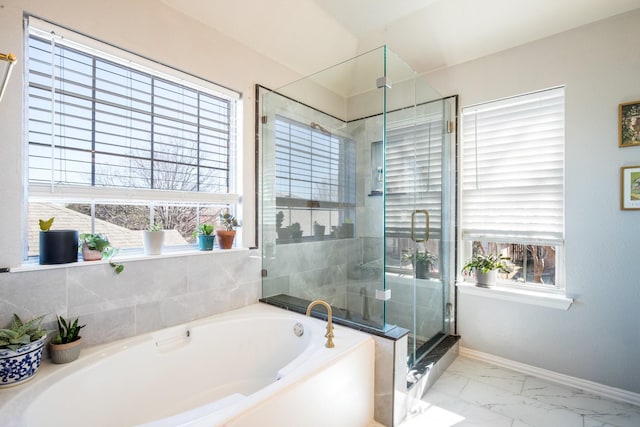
[399, 356, 640, 427]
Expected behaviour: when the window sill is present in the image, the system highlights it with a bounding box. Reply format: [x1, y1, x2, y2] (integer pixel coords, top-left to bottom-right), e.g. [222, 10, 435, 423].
[456, 282, 573, 310]
[11, 247, 251, 273]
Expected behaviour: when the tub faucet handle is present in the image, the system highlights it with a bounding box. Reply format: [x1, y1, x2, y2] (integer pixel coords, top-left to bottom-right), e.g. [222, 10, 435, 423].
[305, 300, 335, 348]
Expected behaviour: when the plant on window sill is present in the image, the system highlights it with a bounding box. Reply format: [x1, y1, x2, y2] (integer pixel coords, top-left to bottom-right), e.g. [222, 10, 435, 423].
[79, 233, 124, 274]
[461, 253, 510, 288]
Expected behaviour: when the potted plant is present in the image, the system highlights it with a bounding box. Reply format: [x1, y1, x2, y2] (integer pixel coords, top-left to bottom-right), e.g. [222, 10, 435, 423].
[0, 314, 48, 388]
[79, 233, 124, 274]
[336, 218, 354, 238]
[79, 233, 110, 261]
[216, 210, 238, 249]
[462, 253, 510, 287]
[38, 217, 78, 265]
[288, 222, 302, 242]
[402, 250, 438, 279]
[313, 221, 325, 241]
[49, 315, 85, 364]
[276, 211, 291, 242]
[143, 223, 165, 255]
[193, 224, 215, 251]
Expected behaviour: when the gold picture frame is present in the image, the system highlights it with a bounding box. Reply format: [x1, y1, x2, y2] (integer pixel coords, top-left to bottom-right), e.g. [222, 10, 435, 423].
[620, 165, 640, 210]
[619, 100, 640, 147]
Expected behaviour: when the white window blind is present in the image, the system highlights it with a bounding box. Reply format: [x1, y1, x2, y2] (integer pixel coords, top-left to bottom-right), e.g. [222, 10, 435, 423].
[460, 87, 565, 245]
[274, 116, 355, 207]
[385, 111, 444, 239]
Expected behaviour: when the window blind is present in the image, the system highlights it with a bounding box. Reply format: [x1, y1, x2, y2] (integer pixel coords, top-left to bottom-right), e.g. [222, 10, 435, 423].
[274, 116, 355, 206]
[27, 20, 239, 204]
[385, 112, 444, 239]
[460, 87, 565, 245]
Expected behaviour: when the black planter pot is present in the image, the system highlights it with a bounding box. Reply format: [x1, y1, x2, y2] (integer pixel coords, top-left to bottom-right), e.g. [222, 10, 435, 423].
[39, 230, 79, 265]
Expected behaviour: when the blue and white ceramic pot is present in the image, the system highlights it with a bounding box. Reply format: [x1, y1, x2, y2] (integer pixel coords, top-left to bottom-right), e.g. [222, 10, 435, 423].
[0, 335, 47, 388]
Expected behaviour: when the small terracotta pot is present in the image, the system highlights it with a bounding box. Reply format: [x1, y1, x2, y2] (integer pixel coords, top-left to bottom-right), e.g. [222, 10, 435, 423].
[216, 230, 236, 249]
[82, 243, 103, 261]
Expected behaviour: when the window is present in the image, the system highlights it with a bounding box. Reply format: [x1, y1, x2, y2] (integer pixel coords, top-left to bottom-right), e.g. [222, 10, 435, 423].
[26, 17, 241, 258]
[274, 115, 355, 241]
[460, 87, 565, 288]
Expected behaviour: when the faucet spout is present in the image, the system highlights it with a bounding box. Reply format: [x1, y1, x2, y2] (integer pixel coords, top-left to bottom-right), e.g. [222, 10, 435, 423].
[305, 300, 335, 348]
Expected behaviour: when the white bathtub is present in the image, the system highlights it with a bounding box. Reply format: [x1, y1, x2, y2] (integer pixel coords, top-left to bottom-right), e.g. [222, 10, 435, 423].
[0, 303, 376, 427]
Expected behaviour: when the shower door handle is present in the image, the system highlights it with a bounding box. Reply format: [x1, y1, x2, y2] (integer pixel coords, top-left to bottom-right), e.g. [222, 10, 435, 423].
[410, 210, 429, 243]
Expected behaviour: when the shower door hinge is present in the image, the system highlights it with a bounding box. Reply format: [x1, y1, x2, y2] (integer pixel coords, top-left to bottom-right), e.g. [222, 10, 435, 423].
[261, 115, 268, 124]
[376, 76, 392, 89]
[447, 120, 454, 133]
[261, 269, 268, 277]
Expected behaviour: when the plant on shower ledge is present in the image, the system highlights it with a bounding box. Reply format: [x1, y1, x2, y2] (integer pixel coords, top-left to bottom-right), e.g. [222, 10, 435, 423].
[313, 221, 325, 241]
[288, 222, 302, 243]
[461, 253, 510, 288]
[276, 211, 291, 242]
[402, 249, 438, 279]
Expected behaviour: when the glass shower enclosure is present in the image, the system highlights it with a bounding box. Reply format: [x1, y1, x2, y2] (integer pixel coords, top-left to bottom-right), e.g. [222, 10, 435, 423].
[259, 46, 455, 367]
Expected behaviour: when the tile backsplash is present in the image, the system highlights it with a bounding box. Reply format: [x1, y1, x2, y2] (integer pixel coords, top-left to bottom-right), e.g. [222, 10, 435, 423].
[0, 249, 261, 347]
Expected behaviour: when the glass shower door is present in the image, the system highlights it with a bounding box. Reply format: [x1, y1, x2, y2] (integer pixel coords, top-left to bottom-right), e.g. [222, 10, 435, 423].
[384, 90, 454, 367]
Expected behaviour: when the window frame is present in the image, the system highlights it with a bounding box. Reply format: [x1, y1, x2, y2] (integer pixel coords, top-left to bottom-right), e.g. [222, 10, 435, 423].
[457, 87, 566, 292]
[24, 16, 242, 260]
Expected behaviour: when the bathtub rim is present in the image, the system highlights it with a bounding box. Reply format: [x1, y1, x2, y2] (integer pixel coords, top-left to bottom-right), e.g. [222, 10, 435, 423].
[0, 302, 375, 427]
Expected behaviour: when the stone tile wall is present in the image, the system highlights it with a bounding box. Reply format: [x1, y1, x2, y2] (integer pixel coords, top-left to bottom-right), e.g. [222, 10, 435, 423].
[0, 249, 261, 348]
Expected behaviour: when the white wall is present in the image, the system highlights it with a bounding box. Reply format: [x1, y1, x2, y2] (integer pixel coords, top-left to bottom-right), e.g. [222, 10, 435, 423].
[0, 0, 301, 346]
[426, 9, 640, 393]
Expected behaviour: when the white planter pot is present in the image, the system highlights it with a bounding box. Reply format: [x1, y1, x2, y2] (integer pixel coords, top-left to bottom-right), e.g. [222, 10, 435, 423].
[143, 231, 165, 255]
[475, 269, 497, 287]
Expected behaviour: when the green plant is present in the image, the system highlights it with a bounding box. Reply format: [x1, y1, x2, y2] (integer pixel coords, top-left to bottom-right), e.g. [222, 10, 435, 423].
[402, 250, 438, 267]
[276, 211, 284, 229]
[79, 233, 111, 252]
[0, 314, 47, 351]
[462, 253, 510, 274]
[218, 211, 238, 231]
[148, 223, 163, 232]
[107, 247, 125, 275]
[80, 233, 124, 274]
[193, 223, 215, 236]
[52, 315, 85, 345]
[39, 217, 54, 231]
[288, 222, 301, 233]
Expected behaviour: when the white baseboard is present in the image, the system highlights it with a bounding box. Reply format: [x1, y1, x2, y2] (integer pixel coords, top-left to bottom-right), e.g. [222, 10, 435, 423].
[459, 346, 640, 407]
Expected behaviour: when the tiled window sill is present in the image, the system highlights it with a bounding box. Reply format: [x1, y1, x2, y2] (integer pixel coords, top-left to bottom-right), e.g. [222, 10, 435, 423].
[456, 282, 573, 310]
[11, 247, 250, 273]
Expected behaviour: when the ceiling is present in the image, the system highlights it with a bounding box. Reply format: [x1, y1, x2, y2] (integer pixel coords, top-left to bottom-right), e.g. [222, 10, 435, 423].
[161, 0, 640, 77]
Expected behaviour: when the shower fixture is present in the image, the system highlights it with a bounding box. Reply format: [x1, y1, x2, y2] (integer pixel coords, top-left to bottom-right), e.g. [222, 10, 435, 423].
[0, 52, 17, 102]
[310, 121, 330, 135]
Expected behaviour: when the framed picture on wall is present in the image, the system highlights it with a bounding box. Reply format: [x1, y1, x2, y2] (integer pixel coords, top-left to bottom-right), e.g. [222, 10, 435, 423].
[619, 100, 640, 147]
[620, 165, 640, 210]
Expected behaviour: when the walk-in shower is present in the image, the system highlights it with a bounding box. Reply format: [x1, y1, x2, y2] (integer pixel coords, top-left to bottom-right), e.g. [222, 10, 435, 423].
[258, 46, 456, 368]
